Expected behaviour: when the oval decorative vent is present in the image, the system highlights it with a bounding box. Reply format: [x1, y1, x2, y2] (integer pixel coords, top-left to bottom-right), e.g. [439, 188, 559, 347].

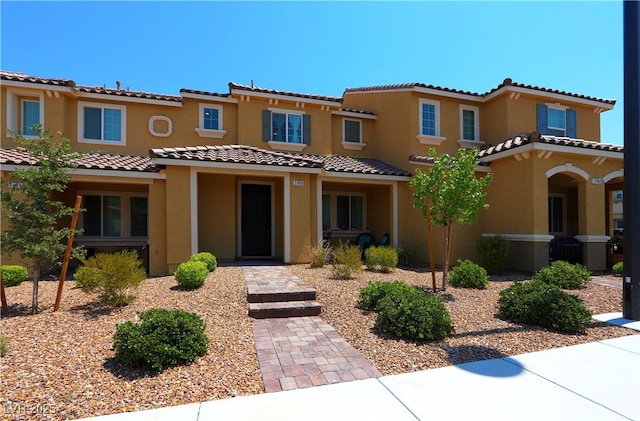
[149, 115, 172, 137]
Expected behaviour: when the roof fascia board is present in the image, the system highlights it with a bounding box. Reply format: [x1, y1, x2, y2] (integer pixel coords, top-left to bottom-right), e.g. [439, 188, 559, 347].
[1, 80, 71, 92]
[484, 86, 615, 109]
[0, 164, 164, 180]
[180, 92, 239, 103]
[230, 88, 340, 108]
[331, 110, 377, 120]
[322, 171, 411, 182]
[479, 142, 624, 163]
[413, 86, 482, 102]
[152, 158, 322, 174]
[73, 91, 183, 107]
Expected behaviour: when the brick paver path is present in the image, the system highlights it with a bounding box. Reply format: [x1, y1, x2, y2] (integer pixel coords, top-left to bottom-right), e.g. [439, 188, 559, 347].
[244, 265, 381, 393]
[253, 316, 381, 393]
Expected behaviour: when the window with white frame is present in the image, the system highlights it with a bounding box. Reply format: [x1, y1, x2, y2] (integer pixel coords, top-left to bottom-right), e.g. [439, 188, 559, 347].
[22, 100, 41, 136]
[460, 105, 479, 141]
[81, 193, 148, 238]
[263, 109, 310, 145]
[322, 192, 365, 231]
[420, 99, 440, 137]
[195, 103, 226, 138]
[537, 103, 576, 138]
[343, 119, 361, 143]
[78, 102, 126, 144]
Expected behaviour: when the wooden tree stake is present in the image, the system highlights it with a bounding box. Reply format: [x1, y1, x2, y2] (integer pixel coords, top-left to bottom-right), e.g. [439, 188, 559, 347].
[54, 195, 82, 312]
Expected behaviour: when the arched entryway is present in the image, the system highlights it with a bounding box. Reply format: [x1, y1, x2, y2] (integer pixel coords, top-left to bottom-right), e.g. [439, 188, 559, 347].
[547, 172, 584, 264]
[604, 169, 624, 268]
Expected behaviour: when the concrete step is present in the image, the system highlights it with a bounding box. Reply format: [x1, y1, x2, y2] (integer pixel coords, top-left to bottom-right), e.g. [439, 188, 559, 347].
[247, 289, 316, 303]
[249, 300, 322, 319]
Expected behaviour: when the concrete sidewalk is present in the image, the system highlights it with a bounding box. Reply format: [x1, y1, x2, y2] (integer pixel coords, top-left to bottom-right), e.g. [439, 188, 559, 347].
[79, 315, 640, 421]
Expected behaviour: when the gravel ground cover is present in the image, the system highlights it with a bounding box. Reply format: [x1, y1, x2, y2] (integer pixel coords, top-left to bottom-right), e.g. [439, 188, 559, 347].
[0, 264, 633, 420]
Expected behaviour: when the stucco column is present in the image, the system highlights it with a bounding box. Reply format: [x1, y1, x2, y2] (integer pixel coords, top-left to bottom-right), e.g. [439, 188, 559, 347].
[165, 166, 192, 272]
[575, 179, 609, 271]
[148, 179, 168, 276]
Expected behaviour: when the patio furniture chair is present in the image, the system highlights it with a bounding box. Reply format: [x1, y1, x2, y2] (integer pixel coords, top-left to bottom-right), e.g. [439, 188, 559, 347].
[377, 233, 390, 247]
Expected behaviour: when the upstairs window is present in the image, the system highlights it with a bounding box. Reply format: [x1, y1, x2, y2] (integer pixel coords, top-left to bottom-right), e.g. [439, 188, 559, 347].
[343, 119, 361, 143]
[537, 104, 576, 138]
[78, 102, 126, 144]
[203, 107, 219, 130]
[196, 103, 226, 139]
[460, 105, 479, 141]
[22, 100, 41, 136]
[262, 109, 311, 146]
[420, 99, 439, 136]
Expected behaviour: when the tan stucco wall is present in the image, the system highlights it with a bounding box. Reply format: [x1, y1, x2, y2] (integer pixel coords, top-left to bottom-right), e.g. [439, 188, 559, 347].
[149, 179, 167, 275]
[165, 166, 192, 271]
[197, 173, 237, 260]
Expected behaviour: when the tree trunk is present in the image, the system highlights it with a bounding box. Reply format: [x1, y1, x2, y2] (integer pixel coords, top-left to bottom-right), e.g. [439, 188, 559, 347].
[442, 224, 452, 291]
[32, 262, 40, 315]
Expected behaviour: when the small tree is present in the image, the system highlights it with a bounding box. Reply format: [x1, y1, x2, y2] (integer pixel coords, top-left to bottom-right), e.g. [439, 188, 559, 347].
[410, 148, 492, 290]
[0, 126, 84, 313]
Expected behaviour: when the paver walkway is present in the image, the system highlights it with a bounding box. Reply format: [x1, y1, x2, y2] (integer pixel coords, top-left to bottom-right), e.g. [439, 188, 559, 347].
[244, 266, 381, 393]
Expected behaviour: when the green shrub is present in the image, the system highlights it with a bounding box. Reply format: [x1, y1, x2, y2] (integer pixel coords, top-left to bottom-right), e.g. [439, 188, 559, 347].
[498, 280, 592, 334]
[358, 280, 421, 311]
[0, 335, 7, 357]
[449, 259, 489, 289]
[308, 242, 331, 268]
[612, 261, 624, 276]
[175, 261, 208, 289]
[189, 252, 217, 272]
[375, 289, 453, 340]
[74, 250, 146, 306]
[397, 244, 421, 267]
[112, 308, 209, 371]
[476, 235, 510, 274]
[331, 242, 363, 279]
[365, 246, 398, 273]
[1, 265, 28, 287]
[532, 260, 591, 289]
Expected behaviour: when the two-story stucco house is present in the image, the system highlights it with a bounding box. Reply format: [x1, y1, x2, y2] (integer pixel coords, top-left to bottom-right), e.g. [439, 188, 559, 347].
[1, 71, 624, 275]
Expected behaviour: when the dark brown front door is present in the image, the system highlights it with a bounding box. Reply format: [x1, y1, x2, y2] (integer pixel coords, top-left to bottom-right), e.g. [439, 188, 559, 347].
[241, 184, 271, 257]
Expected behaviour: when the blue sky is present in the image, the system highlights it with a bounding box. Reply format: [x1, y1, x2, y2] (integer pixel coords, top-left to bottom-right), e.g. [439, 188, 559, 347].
[1, 1, 624, 144]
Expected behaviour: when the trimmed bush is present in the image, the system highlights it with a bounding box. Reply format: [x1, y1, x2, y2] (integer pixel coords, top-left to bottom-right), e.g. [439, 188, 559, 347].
[532, 260, 591, 289]
[189, 252, 217, 272]
[1, 265, 28, 287]
[449, 259, 489, 289]
[0, 335, 7, 357]
[358, 280, 421, 311]
[397, 245, 421, 267]
[476, 235, 510, 275]
[498, 280, 592, 334]
[309, 242, 331, 268]
[112, 308, 209, 371]
[331, 242, 363, 279]
[365, 246, 399, 273]
[175, 261, 208, 289]
[74, 250, 146, 306]
[612, 261, 624, 276]
[375, 288, 453, 340]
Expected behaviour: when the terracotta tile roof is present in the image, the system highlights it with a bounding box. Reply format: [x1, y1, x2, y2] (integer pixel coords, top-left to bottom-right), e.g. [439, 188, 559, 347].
[75, 86, 181, 102]
[150, 145, 325, 168]
[345, 78, 616, 105]
[1, 148, 159, 173]
[408, 154, 490, 168]
[339, 107, 376, 116]
[180, 88, 231, 98]
[229, 82, 342, 103]
[488, 78, 616, 105]
[323, 155, 411, 177]
[150, 144, 411, 177]
[478, 132, 624, 159]
[1, 70, 76, 87]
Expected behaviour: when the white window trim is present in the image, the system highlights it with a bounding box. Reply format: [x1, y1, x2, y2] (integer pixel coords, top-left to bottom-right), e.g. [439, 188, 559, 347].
[458, 104, 484, 145]
[21, 99, 41, 137]
[77, 101, 127, 145]
[5, 88, 44, 138]
[342, 118, 366, 150]
[267, 107, 308, 150]
[546, 104, 567, 135]
[548, 193, 567, 236]
[195, 103, 226, 139]
[323, 191, 367, 231]
[417, 98, 445, 145]
[77, 191, 149, 245]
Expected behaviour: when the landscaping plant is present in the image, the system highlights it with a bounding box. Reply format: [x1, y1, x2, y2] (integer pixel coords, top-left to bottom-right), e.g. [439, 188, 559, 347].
[532, 260, 591, 289]
[1, 265, 28, 287]
[175, 260, 209, 289]
[612, 261, 624, 276]
[308, 242, 332, 268]
[449, 259, 489, 289]
[330, 242, 363, 279]
[112, 308, 209, 371]
[358, 280, 421, 311]
[189, 252, 217, 272]
[498, 280, 592, 334]
[74, 250, 146, 306]
[476, 235, 510, 275]
[365, 246, 399, 273]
